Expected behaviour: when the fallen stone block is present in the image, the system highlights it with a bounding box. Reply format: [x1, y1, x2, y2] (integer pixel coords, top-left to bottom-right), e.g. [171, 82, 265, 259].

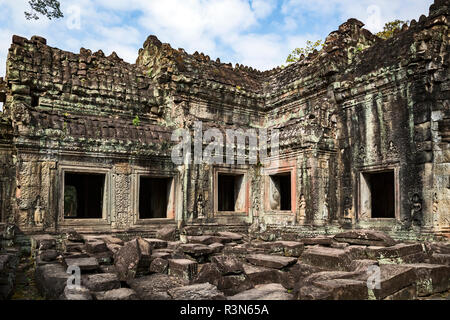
[168, 283, 226, 300]
[208, 243, 224, 254]
[156, 226, 177, 241]
[63, 252, 90, 260]
[344, 245, 369, 260]
[114, 237, 152, 281]
[151, 251, 171, 261]
[383, 284, 417, 300]
[366, 243, 425, 263]
[218, 274, 254, 296]
[333, 230, 396, 247]
[243, 263, 282, 286]
[86, 240, 108, 253]
[217, 231, 243, 242]
[100, 235, 124, 246]
[63, 285, 92, 300]
[64, 257, 99, 271]
[429, 253, 450, 266]
[180, 243, 213, 256]
[225, 242, 238, 247]
[429, 242, 450, 254]
[154, 248, 175, 254]
[296, 271, 366, 300]
[251, 241, 284, 254]
[34, 256, 59, 266]
[91, 251, 114, 265]
[63, 240, 85, 253]
[403, 263, 450, 296]
[64, 257, 99, 272]
[187, 235, 224, 245]
[300, 270, 365, 286]
[65, 230, 84, 242]
[35, 264, 70, 299]
[258, 231, 278, 242]
[127, 273, 187, 300]
[193, 263, 223, 287]
[211, 255, 244, 275]
[168, 259, 198, 280]
[331, 241, 349, 249]
[106, 243, 122, 255]
[349, 260, 379, 272]
[247, 254, 297, 269]
[39, 249, 58, 262]
[278, 262, 325, 290]
[35, 256, 60, 267]
[313, 279, 369, 300]
[144, 238, 168, 249]
[167, 241, 182, 250]
[400, 252, 427, 264]
[99, 265, 117, 274]
[94, 288, 138, 300]
[300, 247, 351, 271]
[299, 236, 333, 246]
[31, 234, 56, 251]
[149, 257, 169, 274]
[223, 245, 248, 257]
[252, 241, 304, 256]
[82, 235, 105, 242]
[297, 284, 331, 300]
[354, 264, 416, 300]
[84, 273, 120, 292]
[228, 283, 293, 300]
[279, 241, 305, 257]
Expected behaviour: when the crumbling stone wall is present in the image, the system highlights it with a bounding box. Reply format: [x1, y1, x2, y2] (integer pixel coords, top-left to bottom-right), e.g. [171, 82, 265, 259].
[333, 3, 450, 237]
[0, 0, 448, 239]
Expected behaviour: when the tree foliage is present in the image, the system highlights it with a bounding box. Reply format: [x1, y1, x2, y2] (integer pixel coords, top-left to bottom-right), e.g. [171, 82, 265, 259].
[376, 20, 409, 40]
[285, 39, 324, 65]
[24, 0, 63, 20]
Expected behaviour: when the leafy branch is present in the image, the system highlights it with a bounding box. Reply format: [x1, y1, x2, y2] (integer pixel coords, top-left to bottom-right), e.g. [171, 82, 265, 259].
[24, 0, 63, 20]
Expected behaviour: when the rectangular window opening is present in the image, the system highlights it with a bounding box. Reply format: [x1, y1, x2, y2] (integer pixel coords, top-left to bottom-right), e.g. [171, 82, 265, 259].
[64, 172, 105, 219]
[139, 177, 172, 219]
[269, 172, 292, 211]
[218, 173, 245, 212]
[367, 171, 395, 218]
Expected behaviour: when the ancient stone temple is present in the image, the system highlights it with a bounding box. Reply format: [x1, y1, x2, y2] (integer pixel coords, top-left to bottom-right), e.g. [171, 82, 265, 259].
[0, 0, 449, 241]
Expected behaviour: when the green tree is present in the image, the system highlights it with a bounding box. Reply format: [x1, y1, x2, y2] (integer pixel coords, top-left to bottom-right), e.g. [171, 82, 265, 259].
[24, 0, 63, 20]
[285, 39, 324, 65]
[376, 20, 409, 40]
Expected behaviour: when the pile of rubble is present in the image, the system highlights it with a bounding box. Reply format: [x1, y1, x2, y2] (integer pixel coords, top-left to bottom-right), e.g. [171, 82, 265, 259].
[30, 228, 450, 300]
[0, 249, 19, 299]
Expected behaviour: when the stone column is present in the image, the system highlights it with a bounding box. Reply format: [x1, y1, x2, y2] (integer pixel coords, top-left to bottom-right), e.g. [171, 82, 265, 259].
[112, 163, 131, 229]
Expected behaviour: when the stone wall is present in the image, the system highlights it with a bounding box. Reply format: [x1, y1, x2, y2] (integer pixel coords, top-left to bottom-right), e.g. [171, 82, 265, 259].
[0, 0, 448, 239]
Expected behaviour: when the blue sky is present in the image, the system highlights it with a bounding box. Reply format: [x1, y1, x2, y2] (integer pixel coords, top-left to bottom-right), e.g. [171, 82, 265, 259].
[0, 0, 434, 77]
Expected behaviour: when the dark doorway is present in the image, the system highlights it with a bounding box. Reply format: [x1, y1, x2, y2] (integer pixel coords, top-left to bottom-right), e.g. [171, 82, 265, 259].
[370, 171, 395, 218]
[270, 173, 292, 211]
[218, 174, 235, 211]
[139, 177, 171, 219]
[217, 174, 244, 212]
[64, 172, 105, 219]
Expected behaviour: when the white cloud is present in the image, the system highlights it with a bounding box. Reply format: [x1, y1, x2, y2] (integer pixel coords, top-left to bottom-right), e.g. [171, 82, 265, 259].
[251, 0, 277, 19]
[281, 0, 433, 33]
[225, 33, 284, 70]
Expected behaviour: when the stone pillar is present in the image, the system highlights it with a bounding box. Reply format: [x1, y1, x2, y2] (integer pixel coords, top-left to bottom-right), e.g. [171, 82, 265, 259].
[112, 163, 131, 229]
